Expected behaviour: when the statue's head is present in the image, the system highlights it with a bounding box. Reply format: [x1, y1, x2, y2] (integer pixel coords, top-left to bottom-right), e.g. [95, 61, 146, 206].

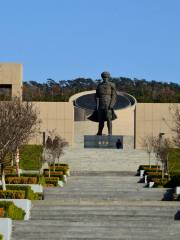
[101, 71, 110, 82]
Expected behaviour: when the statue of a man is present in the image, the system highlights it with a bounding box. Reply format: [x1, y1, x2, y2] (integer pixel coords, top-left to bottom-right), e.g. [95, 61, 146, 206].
[89, 71, 117, 135]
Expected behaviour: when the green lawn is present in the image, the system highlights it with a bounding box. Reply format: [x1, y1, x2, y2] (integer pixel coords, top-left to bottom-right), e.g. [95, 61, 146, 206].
[169, 148, 180, 175]
[19, 145, 43, 170]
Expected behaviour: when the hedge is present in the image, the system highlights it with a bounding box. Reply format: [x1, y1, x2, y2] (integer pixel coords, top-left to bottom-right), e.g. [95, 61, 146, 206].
[0, 234, 3, 240]
[0, 190, 25, 199]
[44, 169, 64, 175]
[50, 165, 69, 170]
[144, 169, 162, 175]
[147, 173, 169, 183]
[48, 167, 68, 175]
[5, 177, 38, 184]
[45, 178, 59, 187]
[43, 172, 64, 181]
[137, 165, 160, 175]
[0, 186, 39, 200]
[138, 165, 160, 171]
[5, 174, 46, 186]
[50, 163, 69, 169]
[150, 178, 169, 188]
[0, 201, 25, 220]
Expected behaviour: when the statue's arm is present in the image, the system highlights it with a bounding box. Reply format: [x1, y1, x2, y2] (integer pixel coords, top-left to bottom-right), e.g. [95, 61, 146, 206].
[109, 84, 117, 109]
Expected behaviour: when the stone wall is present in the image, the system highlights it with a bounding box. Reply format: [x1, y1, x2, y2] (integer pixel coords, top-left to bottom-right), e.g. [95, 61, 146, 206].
[0, 63, 22, 97]
[135, 103, 180, 148]
[30, 102, 74, 145]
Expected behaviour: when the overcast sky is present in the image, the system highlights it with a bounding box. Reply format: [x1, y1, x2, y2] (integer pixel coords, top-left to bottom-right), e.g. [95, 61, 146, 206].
[0, 0, 180, 84]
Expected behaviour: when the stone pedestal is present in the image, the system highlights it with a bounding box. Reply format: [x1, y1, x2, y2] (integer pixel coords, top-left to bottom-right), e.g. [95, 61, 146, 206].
[84, 135, 134, 149]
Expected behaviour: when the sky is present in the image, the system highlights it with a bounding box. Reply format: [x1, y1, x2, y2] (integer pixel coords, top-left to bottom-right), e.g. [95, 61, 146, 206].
[0, 0, 180, 84]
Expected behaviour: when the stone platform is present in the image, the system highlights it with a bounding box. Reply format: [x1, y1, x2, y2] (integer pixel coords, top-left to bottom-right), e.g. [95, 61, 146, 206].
[84, 135, 134, 149]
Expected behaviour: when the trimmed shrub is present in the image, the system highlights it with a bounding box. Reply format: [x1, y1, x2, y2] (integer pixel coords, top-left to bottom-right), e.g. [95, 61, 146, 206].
[50, 165, 69, 170]
[43, 172, 64, 181]
[1, 186, 39, 200]
[137, 165, 160, 175]
[44, 169, 64, 175]
[45, 177, 59, 186]
[143, 167, 162, 171]
[49, 167, 68, 175]
[146, 172, 163, 176]
[0, 201, 25, 220]
[5, 177, 38, 184]
[0, 190, 25, 199]
[5, 174, 46, 186]
[144, 169, 162, 175]
[138, 165, 160, 171]
[45, 180, 59, 187]
[150, 178, 169, 188]
[50, 163, 69, 169]
[146, 173, 169, 183]
[45, 184, 54, 187]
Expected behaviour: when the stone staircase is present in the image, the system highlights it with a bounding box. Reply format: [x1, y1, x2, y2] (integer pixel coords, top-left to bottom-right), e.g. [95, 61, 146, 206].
[60, 147, 157, 172]
[11, 146, 180, 239]
[12, 171, 180, 240]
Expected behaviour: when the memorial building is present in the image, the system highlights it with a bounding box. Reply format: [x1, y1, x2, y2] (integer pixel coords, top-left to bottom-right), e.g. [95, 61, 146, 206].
[0, 63, 178, 149]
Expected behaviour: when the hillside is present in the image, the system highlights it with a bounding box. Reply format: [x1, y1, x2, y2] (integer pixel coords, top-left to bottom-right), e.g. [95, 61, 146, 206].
[23, 77, 180, 103]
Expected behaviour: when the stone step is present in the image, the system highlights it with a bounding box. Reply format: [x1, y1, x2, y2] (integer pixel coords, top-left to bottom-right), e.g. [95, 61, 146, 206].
[42, 174, 170, 201]
[12, 222, 180, 240]
[32, 199, 180, 206]
[13, 223, 180, 232]
[30, 211, 178, 220]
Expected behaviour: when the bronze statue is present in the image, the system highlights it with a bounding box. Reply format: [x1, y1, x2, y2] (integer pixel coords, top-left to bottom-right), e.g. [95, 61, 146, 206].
[88, 71, 117, 135]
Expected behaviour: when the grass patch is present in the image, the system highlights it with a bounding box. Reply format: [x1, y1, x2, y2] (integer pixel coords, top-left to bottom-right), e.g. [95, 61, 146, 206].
[150, 148, 180, 188]
[169, 148, 180, 175]
[19, 145, 43, 170]
[0, 201, 25, 220]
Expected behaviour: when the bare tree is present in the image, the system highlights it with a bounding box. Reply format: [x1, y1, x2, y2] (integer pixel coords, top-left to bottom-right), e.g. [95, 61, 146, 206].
[142, 135, 154, 168]
[0, 98, 40, 190]
[170, 104, 180, 148]
[44, 132, 68, 176]
[152, 134, 172, 179]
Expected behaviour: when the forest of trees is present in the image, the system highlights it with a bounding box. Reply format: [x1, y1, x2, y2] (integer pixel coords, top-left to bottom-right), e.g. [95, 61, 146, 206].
[22, 77, 180, 103]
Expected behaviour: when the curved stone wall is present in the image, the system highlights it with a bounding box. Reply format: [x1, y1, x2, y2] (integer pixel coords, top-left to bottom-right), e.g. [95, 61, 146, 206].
[69, 90, 136, 144]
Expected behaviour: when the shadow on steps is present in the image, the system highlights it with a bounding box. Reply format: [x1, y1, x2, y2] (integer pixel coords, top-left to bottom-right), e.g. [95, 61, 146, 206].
[162, 188, 174, 201]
